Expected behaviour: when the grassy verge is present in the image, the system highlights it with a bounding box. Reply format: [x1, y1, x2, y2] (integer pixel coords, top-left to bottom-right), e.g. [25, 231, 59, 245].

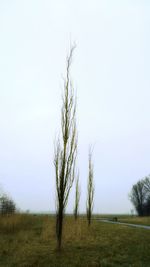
[117, 216, 150, 226]
[0, 214, 150, 267]
[94, 214, 150, 226]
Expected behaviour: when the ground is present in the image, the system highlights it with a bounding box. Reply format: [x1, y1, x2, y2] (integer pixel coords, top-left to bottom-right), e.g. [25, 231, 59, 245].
[0, 214, 150, 267]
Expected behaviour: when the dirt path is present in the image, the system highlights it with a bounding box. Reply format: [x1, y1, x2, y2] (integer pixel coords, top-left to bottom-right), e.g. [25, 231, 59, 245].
[96, 219, 150, 230]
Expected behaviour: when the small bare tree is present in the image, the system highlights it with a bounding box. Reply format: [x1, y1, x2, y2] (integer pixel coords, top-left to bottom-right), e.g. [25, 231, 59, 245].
[54, 46, 77, 250]
[74, 173, 80, 220]
[86, 147, 94, 225]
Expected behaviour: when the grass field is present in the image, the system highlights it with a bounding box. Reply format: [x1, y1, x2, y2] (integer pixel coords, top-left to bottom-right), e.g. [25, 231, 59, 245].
[94, 214, 150, 226]
[117, 216, 150, 226]
[0, 214, 150, 267]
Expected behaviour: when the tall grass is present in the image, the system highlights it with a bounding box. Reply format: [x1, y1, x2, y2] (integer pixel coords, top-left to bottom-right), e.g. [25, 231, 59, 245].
[0, 214, 41, 233]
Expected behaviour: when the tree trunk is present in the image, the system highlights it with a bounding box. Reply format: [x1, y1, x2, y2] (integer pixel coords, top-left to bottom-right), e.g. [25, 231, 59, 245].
[56, 206, 64, 250]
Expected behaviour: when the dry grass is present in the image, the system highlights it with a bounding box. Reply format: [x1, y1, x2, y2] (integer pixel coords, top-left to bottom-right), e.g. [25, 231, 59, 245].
[0, 214, 150, 267]
[0, 214, 36, 233]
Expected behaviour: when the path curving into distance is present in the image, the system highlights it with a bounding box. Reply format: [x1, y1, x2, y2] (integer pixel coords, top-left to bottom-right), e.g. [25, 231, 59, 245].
[96, 219, 150, 230]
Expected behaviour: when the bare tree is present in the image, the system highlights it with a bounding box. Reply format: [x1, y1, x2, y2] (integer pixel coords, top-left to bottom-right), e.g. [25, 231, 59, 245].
[86, 147, 94, 225]
[129, 176, 150, 216]
[129, 179, 147, 216]
[74, 173, 80, 220]
[54, 46, 77, 250]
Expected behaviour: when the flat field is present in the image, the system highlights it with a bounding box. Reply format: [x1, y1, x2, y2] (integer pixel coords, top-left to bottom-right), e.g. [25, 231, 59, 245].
[0, 214, 150, 267]
[94, 214, 150, 226]
[116, 216, 150, 226]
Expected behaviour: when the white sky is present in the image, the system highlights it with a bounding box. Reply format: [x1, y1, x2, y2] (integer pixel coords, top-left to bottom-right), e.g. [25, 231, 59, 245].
[0, 0, 150, 214]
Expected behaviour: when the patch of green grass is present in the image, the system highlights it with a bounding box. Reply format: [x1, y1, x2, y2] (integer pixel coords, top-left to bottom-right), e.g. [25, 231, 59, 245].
[0, 214, 150, 267]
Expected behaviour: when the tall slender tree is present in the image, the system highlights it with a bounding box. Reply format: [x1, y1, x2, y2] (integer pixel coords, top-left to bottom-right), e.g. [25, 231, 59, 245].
[86, 147, 94, 225]
[74, 173, 80, 220]
[54, 46, 77, 250]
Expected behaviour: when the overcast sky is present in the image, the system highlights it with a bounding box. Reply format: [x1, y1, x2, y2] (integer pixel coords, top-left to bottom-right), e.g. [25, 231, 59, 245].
[0, 0, 150, 214]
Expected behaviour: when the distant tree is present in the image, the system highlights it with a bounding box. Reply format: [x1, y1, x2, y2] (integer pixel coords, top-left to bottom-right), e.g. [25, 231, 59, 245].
[129, 176, 150, 216]
[86, 147, 94, 225]
[54, 46, 77, 250]
[74, 173, 80, 220]
[0, 194, 16, 215]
